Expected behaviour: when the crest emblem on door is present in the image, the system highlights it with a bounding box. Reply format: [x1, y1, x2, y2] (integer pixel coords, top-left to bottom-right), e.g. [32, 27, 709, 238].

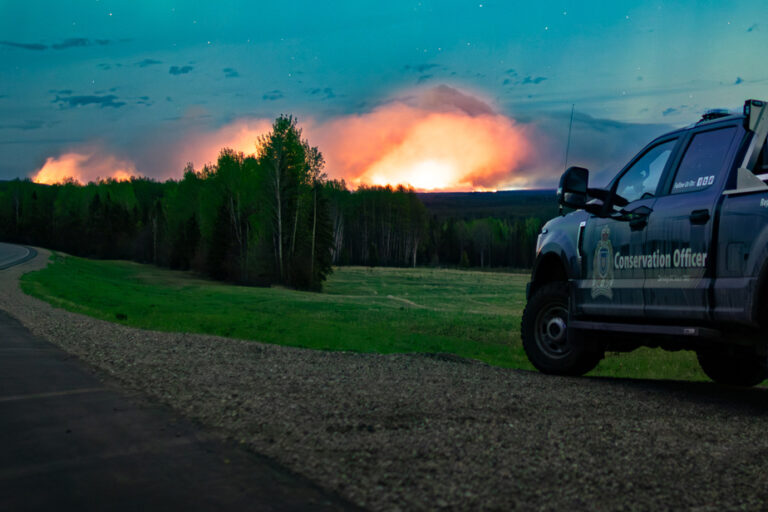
[591, 226, 614, 299]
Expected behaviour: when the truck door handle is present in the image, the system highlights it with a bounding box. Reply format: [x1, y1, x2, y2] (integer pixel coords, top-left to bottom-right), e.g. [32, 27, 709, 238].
[690, 209, 710, 224]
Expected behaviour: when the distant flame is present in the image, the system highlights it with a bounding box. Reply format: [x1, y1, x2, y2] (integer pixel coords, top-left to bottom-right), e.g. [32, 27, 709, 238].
[310, 88, 532, 191]
[33, 87, 535, 191]
[32, 151, 137, 184]
[174, 119, 273, 169]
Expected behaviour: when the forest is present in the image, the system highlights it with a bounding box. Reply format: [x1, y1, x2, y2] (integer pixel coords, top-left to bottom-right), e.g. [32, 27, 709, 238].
[0, 116, 551, 290]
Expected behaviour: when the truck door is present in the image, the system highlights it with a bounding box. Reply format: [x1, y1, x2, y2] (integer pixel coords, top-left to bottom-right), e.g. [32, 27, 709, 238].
[642, 125, 740, 321]
[575, 138, 678, 318]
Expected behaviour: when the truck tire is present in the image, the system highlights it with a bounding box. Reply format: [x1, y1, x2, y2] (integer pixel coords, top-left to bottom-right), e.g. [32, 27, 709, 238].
[696, 351, 767, 387]
[521, 282, 603, 376]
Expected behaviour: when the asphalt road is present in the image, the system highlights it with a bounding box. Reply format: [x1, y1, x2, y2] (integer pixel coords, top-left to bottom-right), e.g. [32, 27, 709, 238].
[0, 244, 356, 512]
[0, 242, 35, 270]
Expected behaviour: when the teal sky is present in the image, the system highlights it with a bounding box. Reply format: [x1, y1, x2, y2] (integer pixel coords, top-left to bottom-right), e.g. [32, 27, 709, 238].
[1, 1, 767, 185]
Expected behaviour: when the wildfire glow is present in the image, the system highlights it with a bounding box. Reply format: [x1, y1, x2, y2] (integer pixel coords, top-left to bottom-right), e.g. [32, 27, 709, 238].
[32, 87, 536, 191]
[174, 118, 273, 169]
[32, 151, 137, 185]
[311, 87, 533, 191]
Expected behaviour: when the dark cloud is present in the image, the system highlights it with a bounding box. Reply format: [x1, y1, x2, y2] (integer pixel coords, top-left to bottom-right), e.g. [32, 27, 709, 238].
[522, 76, 547, 85]
[0, 40, 47, 50]
[505, 68, 518, 76]
[262, 90, 283, 101]
[412, 85, 495, 117]
[502, 78, 512, 86]
[404, 63, 440, 73]
[0, 119, 57, 131]
[1, 38, 114, 51]
[166, 96, 173, 102]
[734, 77, 744, 85]
[53, 94, 126, 109]
[662, 107, 677, 116]
[747, 24, 758, 32]
[137, 59, 162, 68]
[222, 67, 239, 78]
[136, 96, 153, 107]
[517, 110, 674, 187]
[169, 65, 194, 75]
[51, 38, 111, 50]
[97, 63, 112, 70]
[416, 74, 433, 84]
[637, 76, 643, 81]
[307, 87, 336, 100]
[49, 89, 73, 95]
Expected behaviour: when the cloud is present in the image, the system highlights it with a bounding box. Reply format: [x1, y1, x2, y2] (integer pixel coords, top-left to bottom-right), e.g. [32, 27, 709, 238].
[404, 63, 440, 73]
[262, 90, 283, 101]
[505, 69, 518, 76]
[169, 65, 194, 75]
[51, 38, 112, 50]
[307, 87, 335, 100]
[0, 40, 47, 50]
[31, 148, 137, 184]
[417, 75, 433, 84]
[222, 67, 239, 78]
[522, 76, 547, 85]
[747, 24, 758, 32]
[52, 94, 126, 109]
[97, 63, 112, 70]
[735, 77, 744, 85]
[518, 110, 674, 187]
[1, 38, 114, 51]
[415, 85, 495, 116]
[137, 58, 162, 67]
[0, 119, 57, 131]
[662, 107, 677, 116]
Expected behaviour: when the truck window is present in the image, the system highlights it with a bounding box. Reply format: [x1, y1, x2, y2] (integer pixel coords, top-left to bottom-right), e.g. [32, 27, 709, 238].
[670, 127, 736, 194]
[614, 139, 676, 203]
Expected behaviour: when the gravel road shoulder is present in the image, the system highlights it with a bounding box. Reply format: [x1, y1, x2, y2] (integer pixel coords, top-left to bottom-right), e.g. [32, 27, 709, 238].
[2, 250, 768, 511]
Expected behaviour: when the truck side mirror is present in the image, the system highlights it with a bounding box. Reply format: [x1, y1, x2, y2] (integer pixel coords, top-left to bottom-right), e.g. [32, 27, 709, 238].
[557, 166, 589, 210]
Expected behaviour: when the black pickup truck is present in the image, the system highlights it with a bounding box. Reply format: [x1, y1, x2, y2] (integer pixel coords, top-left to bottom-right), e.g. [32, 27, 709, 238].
[522, 99, 768, 386]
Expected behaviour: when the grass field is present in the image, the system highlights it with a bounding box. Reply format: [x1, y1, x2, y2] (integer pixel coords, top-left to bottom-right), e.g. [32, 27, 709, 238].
[21, 253, 709, 381]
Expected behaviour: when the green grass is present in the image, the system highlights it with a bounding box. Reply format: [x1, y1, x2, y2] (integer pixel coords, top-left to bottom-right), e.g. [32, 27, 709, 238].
[20, 253, 708, 381]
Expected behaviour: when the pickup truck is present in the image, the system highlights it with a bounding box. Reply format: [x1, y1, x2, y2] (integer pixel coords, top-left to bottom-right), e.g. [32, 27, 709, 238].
[522, 99, 768, 386]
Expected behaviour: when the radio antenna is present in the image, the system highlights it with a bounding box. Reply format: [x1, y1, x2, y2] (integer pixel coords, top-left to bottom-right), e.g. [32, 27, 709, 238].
[564, 103, 575, 171]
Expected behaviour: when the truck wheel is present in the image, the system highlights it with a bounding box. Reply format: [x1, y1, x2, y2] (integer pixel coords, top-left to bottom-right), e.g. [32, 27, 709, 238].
[696, 351, 767, 387]
[521, 282, 603, 376]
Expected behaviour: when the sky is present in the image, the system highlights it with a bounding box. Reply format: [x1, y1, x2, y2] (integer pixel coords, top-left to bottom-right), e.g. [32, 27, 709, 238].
[1, 1, 767, 190]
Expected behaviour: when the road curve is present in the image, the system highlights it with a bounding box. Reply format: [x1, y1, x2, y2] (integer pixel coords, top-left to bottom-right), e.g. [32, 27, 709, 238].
[0, 242, 36, 270]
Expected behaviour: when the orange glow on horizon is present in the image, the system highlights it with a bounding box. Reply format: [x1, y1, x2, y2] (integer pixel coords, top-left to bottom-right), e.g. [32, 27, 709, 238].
[309, 92, 533, 191]
[32, 152, 137, 185]
[33, 88, 535, 191]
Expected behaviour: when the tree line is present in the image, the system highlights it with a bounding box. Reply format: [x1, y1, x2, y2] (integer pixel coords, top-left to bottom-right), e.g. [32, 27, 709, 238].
[0, 116, 547, 290]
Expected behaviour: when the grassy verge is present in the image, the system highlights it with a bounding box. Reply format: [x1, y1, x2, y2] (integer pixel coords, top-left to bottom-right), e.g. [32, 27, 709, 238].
[21, 253, 708, 381]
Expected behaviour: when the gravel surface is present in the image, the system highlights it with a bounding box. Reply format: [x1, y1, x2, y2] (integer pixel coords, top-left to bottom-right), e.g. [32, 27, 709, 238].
[3, 250, 768, 511]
